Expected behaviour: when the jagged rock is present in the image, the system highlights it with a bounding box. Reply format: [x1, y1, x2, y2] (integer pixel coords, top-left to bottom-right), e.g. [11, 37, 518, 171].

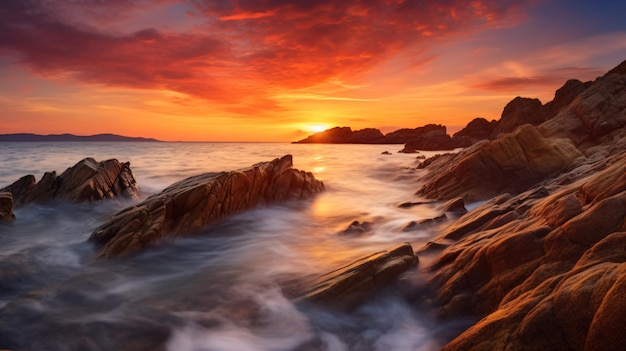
[539, 62, 626, 148]
[0, 158, 139, 207]
[494, 97, 546, 136]
[399, 125, 473, 152]
[0, 192, 15, 223]
[425, 147, 626, 351]
[402, 214, 447, 231]
[439, 197, 467, 214]
[289, 242, 417, 310]
[416, 124, 583, 202]
[543, 79, 590, 119]
[90, 155, 324, 258]
[453, 117, 497, 141]
[384, 124, 447, 144]
[293, 127, 385, 144]
[339, 220, 373, 236]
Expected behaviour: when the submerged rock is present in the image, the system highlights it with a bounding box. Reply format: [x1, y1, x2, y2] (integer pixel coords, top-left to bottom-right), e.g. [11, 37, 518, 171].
[0, 158, 139, 207]
[288, 242, 417, 310]
[0, 192, 15, 223]
[416, 124, 583, 202]
[90, 155, 324, 258]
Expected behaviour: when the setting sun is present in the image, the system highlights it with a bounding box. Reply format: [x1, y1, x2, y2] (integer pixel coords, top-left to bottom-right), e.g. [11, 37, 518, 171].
[306, 124, 331, 133]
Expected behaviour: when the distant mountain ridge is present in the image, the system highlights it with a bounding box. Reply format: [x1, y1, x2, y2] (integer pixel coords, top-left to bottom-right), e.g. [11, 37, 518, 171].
[0, 133, 160, 142]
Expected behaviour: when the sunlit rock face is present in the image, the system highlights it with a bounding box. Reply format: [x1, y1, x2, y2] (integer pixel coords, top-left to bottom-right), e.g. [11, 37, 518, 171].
[416, 124, 583, 202]
[0, 192, 15, 223]
[287, 242, 418, 310]
[419, 60, 626, 351]
[0, 158, 139, 207]
[90, 155, 325, 258]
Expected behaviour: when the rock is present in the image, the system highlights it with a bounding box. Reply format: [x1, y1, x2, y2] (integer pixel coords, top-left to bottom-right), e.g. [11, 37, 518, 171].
[539, 63, 626, 148]
[289, 242, 417, 310]
[416, 124, 583, 202]
[543, 79, 589, 120]
[0, 192, 15, 223]
[339, 220, 372, 236]
[439, 197, 467, 214]
[424, 145, 626, 350]
[402, 214, 447, 231]
[453, 117, 497, 141]
[348, 128, 386, 143]
[384, 124, 447, 144]
[90, 155, 324, 258]
[494, 97, 546, 136]
[381, 151, 392, 155]
[1, 158, 140, 207]
[398, 201, 430, 208]
[399, 125, 470, 152]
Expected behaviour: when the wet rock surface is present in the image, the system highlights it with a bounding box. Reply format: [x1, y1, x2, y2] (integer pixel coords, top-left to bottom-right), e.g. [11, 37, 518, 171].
[90, 155, 324, 258]
[287, 242, 418, 310]
[0, 192, 14, 223]
[0, 158, 139, 208]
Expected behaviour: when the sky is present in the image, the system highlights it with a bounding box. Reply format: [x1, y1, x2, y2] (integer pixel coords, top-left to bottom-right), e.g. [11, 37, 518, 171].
[1, 0, 625, 142]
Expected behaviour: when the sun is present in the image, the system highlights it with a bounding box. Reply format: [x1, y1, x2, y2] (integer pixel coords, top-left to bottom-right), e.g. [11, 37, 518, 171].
[306, 124, 330, 133]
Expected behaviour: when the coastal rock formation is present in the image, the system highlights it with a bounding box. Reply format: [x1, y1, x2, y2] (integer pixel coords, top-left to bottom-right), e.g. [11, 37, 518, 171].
[90, 155, 324, 258]
[416, 124, 583, 202]
[418, 60, 626, 351]
[493, 97, 546, 136]
[543, 79, 590, 119]
[0, 158, 139, 207]
[539, 67, 626, 149]
[293, 126, 385, 144]
[424, 148, 626, 351]
[452, 118, 497, 142]
[288, 242, 417, 310]
[0, 192, 15, 222]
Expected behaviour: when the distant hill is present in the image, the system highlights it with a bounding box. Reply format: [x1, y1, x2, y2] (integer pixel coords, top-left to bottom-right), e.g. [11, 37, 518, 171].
[0, 133, 161, 142]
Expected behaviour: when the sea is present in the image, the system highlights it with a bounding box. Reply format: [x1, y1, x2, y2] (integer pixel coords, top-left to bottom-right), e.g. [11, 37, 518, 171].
[0, 142, 472, 351]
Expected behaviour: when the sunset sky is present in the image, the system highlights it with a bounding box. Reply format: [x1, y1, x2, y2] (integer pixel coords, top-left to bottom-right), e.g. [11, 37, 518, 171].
[1, 0, 625, 142]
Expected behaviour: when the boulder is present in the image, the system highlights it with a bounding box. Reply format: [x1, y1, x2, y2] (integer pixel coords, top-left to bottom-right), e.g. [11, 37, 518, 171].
[416, 124, 583, 202]
[89, 155, 324, 258]
[288, 242, 417, 310]
[0, 158, 140, 207]
[493, 97, 546, 136]
[339, 220, 373, 236]
[0, 192, 15, 223]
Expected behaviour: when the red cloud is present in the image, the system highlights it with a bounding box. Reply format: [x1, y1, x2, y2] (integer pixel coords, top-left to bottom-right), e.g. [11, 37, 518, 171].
[0, 0, 533, 109]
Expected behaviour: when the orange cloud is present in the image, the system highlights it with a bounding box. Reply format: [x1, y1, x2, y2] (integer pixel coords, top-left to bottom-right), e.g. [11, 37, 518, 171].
[0, 0, 532, 111]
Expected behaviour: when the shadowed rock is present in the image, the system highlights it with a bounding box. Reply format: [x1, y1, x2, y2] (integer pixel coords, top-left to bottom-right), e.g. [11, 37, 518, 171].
[416, 124, 583, 202]
[288, 242, 417, 310]
[90, 155, 324, 258]
[0, 192, 15, 223]
[0, 158, 139, 207]
[493, 97, 546, 136]
[453, 117, 497, 141]
[539, 62, 626, 149]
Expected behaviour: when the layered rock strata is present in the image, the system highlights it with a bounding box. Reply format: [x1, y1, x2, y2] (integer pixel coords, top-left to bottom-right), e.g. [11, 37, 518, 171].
[0, 158, 139, 207]
[0, 192, 15, 222]
[90, 155, 324, 258]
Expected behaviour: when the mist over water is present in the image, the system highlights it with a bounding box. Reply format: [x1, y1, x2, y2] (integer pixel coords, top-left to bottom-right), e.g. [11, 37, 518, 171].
[0, 142, 466, 351]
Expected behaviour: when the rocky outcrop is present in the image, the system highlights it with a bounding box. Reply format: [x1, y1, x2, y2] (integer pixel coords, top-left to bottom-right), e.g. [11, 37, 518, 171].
[293, 127, 385, 144]
[493, 97, 546, 136]
[453, 118, 497, 141]
[539, 64, 626, 149]
[90, 155, 324, 258]
[0, 192, 15, 223]
[288, 242, 417, 310]
[423, 147, 626, 351]
[416, 124, 583, 202]
[543, 79, 590, 120]
[419, 60, 626, 351]
[0, 158, 139, 207]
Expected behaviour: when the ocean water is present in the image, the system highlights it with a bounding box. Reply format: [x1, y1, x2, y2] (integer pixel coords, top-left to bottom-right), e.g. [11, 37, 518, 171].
[0, 142, 469, 351]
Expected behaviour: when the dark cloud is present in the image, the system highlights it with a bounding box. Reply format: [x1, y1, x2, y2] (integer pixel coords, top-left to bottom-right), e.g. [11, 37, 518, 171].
[0, 0, 534, 106]
[473, 66, 606, 91]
